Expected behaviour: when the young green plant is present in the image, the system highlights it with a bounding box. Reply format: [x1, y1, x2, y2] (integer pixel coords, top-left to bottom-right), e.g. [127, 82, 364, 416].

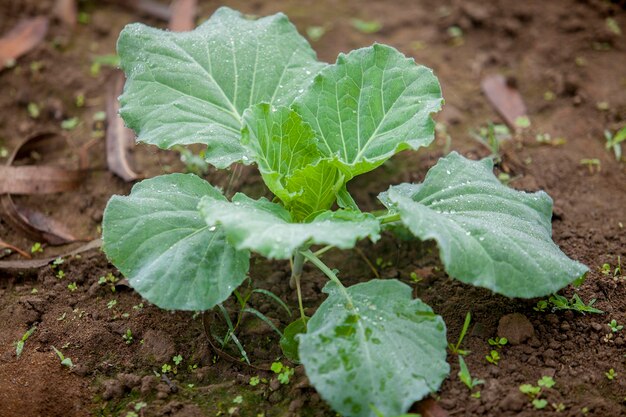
[102, 8, 589, 417]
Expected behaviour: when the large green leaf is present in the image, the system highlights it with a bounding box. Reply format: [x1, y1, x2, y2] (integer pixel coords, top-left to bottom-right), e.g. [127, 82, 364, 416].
[117, 7, 325, 168]
[198, 193, 380, 259]
[102, 174, 250, 310]
[299, 279, 448, 417]
[380, 152, 588, 298]
[293, 44, 442, 178]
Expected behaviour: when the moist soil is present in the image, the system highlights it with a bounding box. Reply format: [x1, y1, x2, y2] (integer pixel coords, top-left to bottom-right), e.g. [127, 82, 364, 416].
[1, 0, 625, 416]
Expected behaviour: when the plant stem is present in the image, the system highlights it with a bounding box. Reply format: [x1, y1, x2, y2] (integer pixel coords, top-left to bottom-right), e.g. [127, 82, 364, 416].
[377, 212, 401, 224]
[300, 250, 353, 309]
[289, 251, 308, 321]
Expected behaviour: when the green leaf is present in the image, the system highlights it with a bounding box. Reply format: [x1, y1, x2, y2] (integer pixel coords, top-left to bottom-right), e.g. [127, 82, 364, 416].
[102, 174, 250, 310]
[381, 152, 588, 298]
[280, 318, 308, 362]
[198, 193, 380, 259]
[293, 44, 442, 178]
[299, 279, 448, 417]
[117, 7, 324, 168]
[241, 104, 321, 203]
[284, 160, 344, 221]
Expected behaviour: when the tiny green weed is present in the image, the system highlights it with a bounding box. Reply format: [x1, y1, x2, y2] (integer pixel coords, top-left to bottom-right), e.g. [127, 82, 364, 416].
[608, 319, 623, 333]
[51, 346, 74, 368]
[122, 329, 133, 344]
[535, 294, 603, 314]
[448, 312, 471, 356]
[485, 350, 500, 365]
[15, 325, 37, 358]
[488, 337, 508, 348]
[604, 127, 626, 161]
[605, 368, 617, 380]
[457, 355, 484, 392]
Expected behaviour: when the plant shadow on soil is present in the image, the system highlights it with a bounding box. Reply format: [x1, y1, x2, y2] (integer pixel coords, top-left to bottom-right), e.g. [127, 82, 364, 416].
[1, 0, 626, 416]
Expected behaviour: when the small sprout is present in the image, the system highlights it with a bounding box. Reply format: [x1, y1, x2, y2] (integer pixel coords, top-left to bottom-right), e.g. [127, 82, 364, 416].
[162, 363, 172, 373]
[519, 384, 541, 397]
[57, 312, 66, 321]
[409, 271, 422, 283]
[514, 116, 531, 129]
[31, 242, 43, 254]
[534, 300, 548, 312]
[67, 282, 78, 292]
[132, 303, 144, 310]
[306, 26, 327, 42]
[75, 93, 85, 108]
[249, 376, 260, 386]
[604, 127, 625, 161]
[601, 263, 612, 275]
[580, 158, 601, 174]
[552, 402, 566, 412]
[271, 361, 294, 384]
[537, 293, 604, 315]
[27, 102, 40, 118]
[606, 17, 622, 35]
[470, 391, 481, 399]
[15, 325, 37, 357]
[52, 257, 64, 266]
[122, 329, 133, 344]
[51, 346, 74, 368]
[488, 337, 508, 348]
[609, 319, 623, 333]
[485, 350, 500, 365]
[56, 270, 66, 279]
[457, 356, 484, 391]
[93, 111, 106, 122]
[537, 376, 556, 388]
[351, 18, 382, 34]
[233, 395, 243, 404]
[173, 354, 183, 365]
[61, 117, 80, 130]
[605, 368, 617, 380]
[532, 399, 548, 409]
[447, 26, 464, 46]
[448, 312, 472, 356]
[107, 299, 117, 309]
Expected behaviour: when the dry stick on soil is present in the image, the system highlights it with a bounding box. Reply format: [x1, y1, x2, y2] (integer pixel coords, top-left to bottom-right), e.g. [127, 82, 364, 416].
[0, 132, 84, 244]
[53, 0, 77, 28]
[106, 73, 140, 182]
[169, 0, 197, 32]
[103, 0, 171, 21]
[0, 238, 31, 259]
[481, 74, 527, 131]
[0, 16, 49, 69]
[0, 238, 101, 273]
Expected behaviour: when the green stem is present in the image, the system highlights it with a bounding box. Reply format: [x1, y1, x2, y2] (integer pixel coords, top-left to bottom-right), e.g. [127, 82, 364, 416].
[300, 250, 353, 309]
[377, 212, 401, 224]
[289, 251, 307, 321]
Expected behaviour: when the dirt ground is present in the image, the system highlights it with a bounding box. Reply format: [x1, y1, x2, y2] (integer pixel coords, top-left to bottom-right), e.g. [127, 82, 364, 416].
[1, 0, 625, 416]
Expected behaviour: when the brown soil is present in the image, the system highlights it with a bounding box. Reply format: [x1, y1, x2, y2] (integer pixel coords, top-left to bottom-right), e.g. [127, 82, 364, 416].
[1, 0, 625, 416]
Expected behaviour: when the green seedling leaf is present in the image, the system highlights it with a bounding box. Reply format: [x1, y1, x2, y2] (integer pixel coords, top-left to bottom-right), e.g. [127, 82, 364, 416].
[280, 317, 308, 362]
[117, 7, 324, 168]
[299, 279, 448, 417]
[293, 44, 442, 179]
[380, 152, 588, 298]
[350, 18, 382, 34]
[102, 174, 250, 310]
[15, 325, 37, 358]
[199, 193, 380, 259]
[458, 355, 484, 390]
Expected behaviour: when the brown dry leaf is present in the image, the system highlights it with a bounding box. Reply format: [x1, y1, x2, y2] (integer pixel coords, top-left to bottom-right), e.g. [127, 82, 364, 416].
[481, 74, 527, 130]
[0, 166, 83, 194]
[0, 132, 84, 245]
[0, 17, 49, 68]
[415, 398, 449, 417]
[0, 238, 31, 259]
[53, 0, 77, 28]
[169, 0, 197, 32]
[0, 238, 101, 272]
[0, 198, 80, 244]
[106, 73, 140, 182]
